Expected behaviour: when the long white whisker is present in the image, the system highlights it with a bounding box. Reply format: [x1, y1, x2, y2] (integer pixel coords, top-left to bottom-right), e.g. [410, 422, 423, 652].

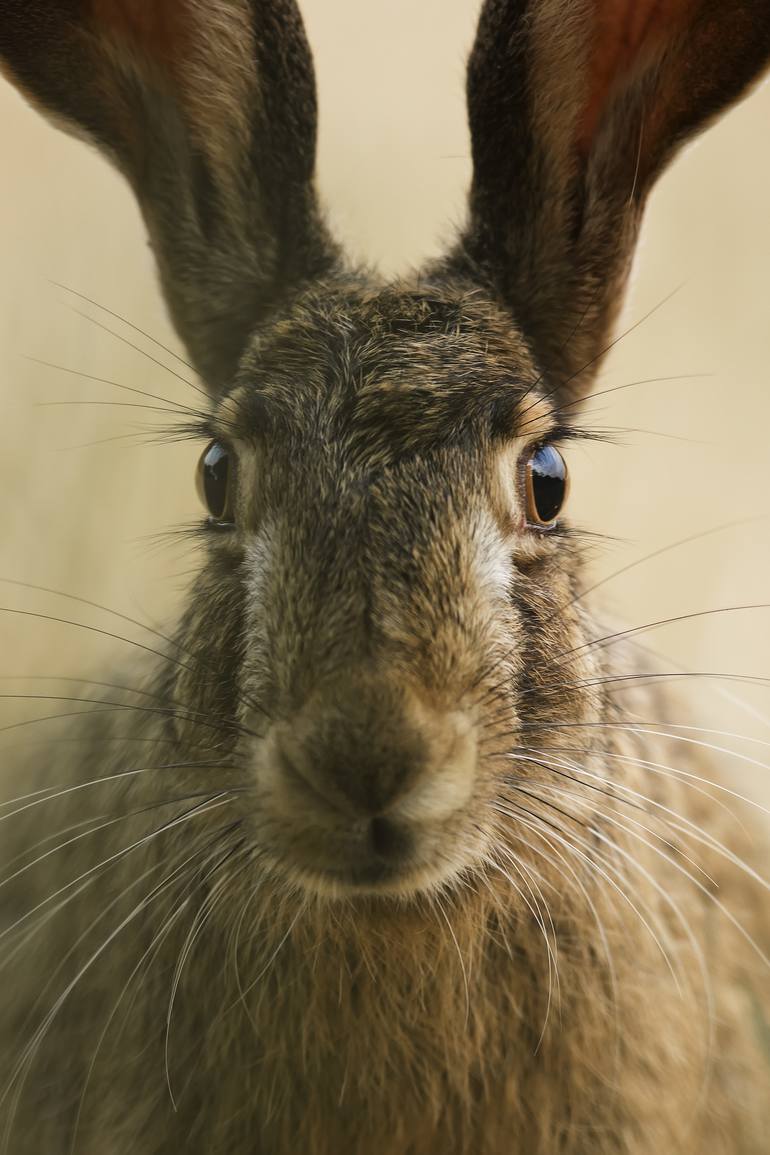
[434, 896, 472, 1029]
[0, 821, 229, 1152]
[0, 795, 232, 945]
[68, 890, 194, 1155]
[163, 848, 244, 1110]
[487, 851, 560, 1046]
[514, 721, 770, 815]
[492, 800, 683, 992]
[505, 746, 769, 893]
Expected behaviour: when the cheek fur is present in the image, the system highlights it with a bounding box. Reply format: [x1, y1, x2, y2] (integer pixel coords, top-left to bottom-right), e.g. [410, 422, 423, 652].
[243, 523, 276, 604]
[471, 512, 515, 602]
[238, 524, 278, 713]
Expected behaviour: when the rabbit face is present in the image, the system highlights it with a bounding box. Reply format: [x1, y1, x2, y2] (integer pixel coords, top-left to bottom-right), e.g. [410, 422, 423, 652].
[170, 281, 599, 897]
[3, 6, 770, 1151]
[4, 0, 768, 899]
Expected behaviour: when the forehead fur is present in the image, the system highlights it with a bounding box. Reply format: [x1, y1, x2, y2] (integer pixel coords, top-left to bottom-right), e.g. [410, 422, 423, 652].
[219, 277, 550, 462]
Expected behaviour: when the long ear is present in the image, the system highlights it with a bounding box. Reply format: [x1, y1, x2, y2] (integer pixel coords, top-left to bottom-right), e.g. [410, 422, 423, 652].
[450, 0, 770, 403]
[0, 0, 338, 389]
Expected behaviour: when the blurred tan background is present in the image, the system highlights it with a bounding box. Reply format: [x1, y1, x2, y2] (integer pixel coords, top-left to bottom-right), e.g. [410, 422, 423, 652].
[0, 1, 769, 797]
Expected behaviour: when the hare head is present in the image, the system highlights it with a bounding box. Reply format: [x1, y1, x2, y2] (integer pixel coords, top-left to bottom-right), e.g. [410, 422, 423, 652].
[2, 0, 770, 902]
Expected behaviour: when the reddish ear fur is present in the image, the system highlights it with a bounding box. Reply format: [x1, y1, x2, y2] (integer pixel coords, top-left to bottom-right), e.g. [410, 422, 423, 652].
[90, 0, 185, 52]
[580, 0, 696, 155]
[452, 0, 770, 403]
[87, 1, 201, 94]
[583, 0, 770, 190]
[0, 0, 336, 389]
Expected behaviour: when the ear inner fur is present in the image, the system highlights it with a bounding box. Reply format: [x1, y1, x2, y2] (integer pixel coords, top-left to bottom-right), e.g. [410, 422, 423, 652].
[447, 0, 770, 407]
[579, 0, 696, 155]
[90, 1, 185, 58]
[0, 0, 338, 390]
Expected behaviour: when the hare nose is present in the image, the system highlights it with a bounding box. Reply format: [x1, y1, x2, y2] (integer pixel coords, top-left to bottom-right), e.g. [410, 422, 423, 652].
[275, 722, 422, 817]
[267, 676, 476, 821]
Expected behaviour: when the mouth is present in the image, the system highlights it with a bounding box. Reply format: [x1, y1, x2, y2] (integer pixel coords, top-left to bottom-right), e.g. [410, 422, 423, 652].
[284, 854, 456, 899]
[259, 814, 461, 899]
[292, 860, 412, 896]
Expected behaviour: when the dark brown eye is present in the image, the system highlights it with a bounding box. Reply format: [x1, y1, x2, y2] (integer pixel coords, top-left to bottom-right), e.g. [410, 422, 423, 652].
[196, 440, 234, 523]
[525, 444, 569, 527]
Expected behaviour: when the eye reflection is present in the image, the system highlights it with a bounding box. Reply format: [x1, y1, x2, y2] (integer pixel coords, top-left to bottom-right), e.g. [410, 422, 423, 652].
[525, 445, 568, 526]
[196, 440, 234, 524]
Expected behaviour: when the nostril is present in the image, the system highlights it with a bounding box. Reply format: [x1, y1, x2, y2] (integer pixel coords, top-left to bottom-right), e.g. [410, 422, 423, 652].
[368, 816, 412, 862]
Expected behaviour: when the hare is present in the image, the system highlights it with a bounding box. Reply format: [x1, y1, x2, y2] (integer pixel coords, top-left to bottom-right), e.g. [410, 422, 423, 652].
[1, 1, 769, 1152]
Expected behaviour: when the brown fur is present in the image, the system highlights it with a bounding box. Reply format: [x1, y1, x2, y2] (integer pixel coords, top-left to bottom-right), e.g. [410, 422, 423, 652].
[1, 2, 769, 1152]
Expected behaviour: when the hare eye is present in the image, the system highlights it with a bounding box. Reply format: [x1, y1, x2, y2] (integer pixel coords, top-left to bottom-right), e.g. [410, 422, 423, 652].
[525, 445, 569, 527]
[197, 440, 235, 524]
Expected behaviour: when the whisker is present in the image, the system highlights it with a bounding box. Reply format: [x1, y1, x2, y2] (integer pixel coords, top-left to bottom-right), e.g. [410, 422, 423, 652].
[163, 839, 248, 1109]
[556, 516, 767, 618]
[433, 895, 472, 1028]
[0, 794, 233, 946]
[0, 581, 270, 721]
[65, 304, 201, 393]
[491, 799, 682, 990]
[505, 743, 757, 874]
[514, 720, 770, 816]
[233, 897, 304, 1019]
[0, 811, 238, 1148]
[518, 285, 686, 425]
[51, 281, 197, 375]
[501, 765, 717, 887]
[68, 888, 194, 1154]
[61, 425, 207, 451]
[0, 762, 232, 884]
[0, 673, 162, 702]
[0, 604, 210, 688]
[496, 822, 621, 1035]
[38, 399, 206, 418]
[521, 670, 770, 708]
[487, 849, 560, 1048]
[554, 372, 711, 421]
[0, 815, 107, 890]
[553, 604, 770, 664]
[588, 814, 769, 969]
[0, 692, 254, 746]
[26, 356, 205, 413]
[5, 818, 218, 1032]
